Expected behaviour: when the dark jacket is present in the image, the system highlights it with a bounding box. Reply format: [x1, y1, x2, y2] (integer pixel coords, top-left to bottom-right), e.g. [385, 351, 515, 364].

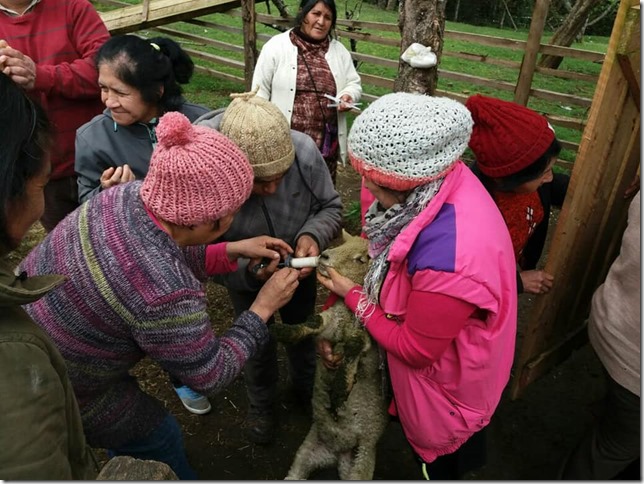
[0, 260, 97, 479]
[75, 102, 210, 203]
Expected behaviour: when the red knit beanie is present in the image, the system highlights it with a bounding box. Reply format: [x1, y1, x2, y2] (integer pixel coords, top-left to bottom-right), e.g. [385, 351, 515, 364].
[141, 112, 254, 226]
[465, 94, 555, 178]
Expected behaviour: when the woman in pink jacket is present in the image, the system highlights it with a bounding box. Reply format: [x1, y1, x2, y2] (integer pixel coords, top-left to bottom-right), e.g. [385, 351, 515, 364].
[318, 93, 518, 479]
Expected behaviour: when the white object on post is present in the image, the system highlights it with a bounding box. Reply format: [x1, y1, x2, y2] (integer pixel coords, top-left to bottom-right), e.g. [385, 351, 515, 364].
[400, 43, 437, 69]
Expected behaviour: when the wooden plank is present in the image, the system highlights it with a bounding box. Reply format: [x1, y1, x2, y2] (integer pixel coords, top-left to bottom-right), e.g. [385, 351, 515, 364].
[446, 30, 528, 50]
[100, 0, 242, 35]
[336, 18, 400, 32]
[510, 0, 640, 400]
[359, 72, 395, 89]
[241, 0, 257, 90]
[546, 114, 587, 131]
[153, 26, 244, 54]
[535, 65, 598, 83]
[193, 64, 244, 84]
[350, 51, 398, 69]
[141, 0, 151, 21]
[528, 87, 593, 107]
[515, 0, 550, 105]
[438, 70, 517, 92]
[616, 5, 641, 109]
[185, 18, 245, 36]
[338, 29, 401, 47]
[538, 44, 605, 62]
[184, 48, 244, 70]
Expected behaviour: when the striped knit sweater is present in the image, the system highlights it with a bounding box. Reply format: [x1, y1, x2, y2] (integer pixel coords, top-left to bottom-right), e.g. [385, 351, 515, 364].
[0, 0, 110, 179]
[19, 182, 269, 448]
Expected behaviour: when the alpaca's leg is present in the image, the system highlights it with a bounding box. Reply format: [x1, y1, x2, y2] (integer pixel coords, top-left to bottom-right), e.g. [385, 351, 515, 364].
[285, 427, 336, 480]
[345, 443, 377, 480]
[337, 451, 355, 480]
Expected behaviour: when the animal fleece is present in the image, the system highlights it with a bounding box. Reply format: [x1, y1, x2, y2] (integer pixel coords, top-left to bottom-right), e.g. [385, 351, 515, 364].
[270, 231, 388, 480]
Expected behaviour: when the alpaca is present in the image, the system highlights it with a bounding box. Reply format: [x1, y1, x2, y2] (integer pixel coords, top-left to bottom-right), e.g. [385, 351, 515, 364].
[270, 230, 389, 480]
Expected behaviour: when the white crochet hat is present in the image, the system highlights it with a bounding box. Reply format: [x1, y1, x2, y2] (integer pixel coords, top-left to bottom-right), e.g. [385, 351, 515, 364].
[348, 92, 473, 191]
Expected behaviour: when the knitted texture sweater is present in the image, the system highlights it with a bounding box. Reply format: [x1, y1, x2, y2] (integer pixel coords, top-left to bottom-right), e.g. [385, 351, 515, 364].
[19, 182, 269, 448]
[0, 0, 110, 180]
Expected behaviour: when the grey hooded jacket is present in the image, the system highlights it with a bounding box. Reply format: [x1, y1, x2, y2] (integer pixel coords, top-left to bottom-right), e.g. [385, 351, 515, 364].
[75, 102, 209, 203]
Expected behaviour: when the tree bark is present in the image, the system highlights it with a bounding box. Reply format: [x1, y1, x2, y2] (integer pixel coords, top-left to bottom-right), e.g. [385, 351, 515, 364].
[539, 0, 603, 69]
[394, 0, 447, 94]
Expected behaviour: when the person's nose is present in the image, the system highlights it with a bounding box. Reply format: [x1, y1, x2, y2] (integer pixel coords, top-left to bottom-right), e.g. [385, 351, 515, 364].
[103, 91, 119, 109]
[263, 181, 279, 195]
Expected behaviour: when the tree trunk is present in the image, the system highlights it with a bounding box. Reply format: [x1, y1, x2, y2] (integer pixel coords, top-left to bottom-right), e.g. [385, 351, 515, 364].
[539, 0, 602, 69]
[385, 0, 398, 11]
[452, 0, 460, 22]
[394, 0, 447, 94]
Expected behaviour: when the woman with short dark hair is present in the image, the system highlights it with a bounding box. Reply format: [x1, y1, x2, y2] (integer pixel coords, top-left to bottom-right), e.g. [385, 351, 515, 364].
[0, 73, 98, 479]
[75, 35, 210, 204]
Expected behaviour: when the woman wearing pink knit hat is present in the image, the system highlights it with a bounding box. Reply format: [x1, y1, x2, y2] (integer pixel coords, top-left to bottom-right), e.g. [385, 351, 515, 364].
[18, 111, 301, 479]
[465, 94, 570, 295]
[317, 92, 518, 479]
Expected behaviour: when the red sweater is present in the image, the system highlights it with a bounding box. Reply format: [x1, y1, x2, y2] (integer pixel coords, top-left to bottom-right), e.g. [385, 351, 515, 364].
[0, 0, 110, 179]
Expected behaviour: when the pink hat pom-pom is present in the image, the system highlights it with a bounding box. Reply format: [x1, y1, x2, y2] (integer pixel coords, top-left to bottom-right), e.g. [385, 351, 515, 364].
[156, 112, 193, 148]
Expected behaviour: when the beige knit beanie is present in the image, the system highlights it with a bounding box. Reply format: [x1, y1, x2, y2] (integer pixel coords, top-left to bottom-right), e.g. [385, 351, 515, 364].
[220, 89, 295, 178]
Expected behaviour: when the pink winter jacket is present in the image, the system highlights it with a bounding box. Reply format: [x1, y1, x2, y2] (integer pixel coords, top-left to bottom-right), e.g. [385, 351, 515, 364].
[347, 161, 517, 462]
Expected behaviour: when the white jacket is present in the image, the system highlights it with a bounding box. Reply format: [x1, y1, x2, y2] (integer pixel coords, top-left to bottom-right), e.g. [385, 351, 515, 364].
[251, 29, 362, 165]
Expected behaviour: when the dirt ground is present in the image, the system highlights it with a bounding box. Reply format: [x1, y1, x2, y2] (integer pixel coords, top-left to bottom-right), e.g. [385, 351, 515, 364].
[115, 165, 609, 480]
[12, 166, 609, 480]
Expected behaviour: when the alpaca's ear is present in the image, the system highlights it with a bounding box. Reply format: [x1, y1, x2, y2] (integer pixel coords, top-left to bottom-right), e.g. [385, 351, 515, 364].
[341, 229, 352, 242]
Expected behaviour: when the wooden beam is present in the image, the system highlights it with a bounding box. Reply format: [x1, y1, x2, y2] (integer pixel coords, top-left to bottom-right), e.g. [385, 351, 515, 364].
[515, 0, 549, 105]
[510, 0, 641, 400]
[241, 0, 257, 90]
[100, 0, 243, 35]
[616, 5, 641, 109]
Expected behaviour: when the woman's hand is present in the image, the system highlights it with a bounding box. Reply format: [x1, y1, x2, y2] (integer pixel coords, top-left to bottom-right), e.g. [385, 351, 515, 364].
[316, 266, 358, 298]
[0, 45, 36, 90]
[337, 94, 355, 112]
[100, 165, 136, 190]
[294, 235, 320, 280]
[227, 236, 292, 263]
[520, 269, 554, 295]
[250, 268, 300, 322]
[317, 338, 343, 370]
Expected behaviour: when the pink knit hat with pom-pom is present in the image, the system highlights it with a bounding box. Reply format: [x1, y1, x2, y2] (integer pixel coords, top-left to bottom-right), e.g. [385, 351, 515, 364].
[141, 111, 254, 226]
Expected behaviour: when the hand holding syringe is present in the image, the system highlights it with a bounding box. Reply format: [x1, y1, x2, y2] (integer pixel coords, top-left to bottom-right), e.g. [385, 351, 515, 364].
[251, 254, 320, 274]
[324, 94, 362, 112]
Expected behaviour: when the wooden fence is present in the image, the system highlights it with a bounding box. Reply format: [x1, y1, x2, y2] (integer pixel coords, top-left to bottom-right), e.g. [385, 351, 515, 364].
[96, 0, 607, 169]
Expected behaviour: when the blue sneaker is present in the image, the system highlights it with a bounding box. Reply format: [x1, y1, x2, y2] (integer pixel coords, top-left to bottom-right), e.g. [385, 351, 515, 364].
[173, 385, 212, 415]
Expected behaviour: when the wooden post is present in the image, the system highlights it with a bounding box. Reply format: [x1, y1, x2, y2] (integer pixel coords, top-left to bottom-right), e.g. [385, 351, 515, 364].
[241, 0, 258, 91]
[141, 0, 151, 21]
[514, 0, 549, 106]
[510, 0, 640, 400]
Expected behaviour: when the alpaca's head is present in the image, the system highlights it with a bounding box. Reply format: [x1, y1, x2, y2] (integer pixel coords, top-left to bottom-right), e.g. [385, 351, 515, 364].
[318, 230, 370, 283]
